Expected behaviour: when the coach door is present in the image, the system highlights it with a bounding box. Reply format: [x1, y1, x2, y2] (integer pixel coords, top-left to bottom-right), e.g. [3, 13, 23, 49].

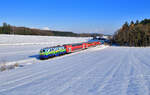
[69, 48, 71, 52]
[83, 44, 85, 49]
[86, 44, 88, 48]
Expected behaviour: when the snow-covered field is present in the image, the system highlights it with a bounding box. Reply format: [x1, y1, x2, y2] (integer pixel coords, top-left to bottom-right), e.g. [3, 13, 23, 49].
[1, 35, 150, 95]
[1, 46, 150, 95]
[0, 34, 90, 45]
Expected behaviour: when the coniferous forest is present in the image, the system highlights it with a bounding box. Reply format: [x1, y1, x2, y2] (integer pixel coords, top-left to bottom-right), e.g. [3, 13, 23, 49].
[113, 19, 150, 46]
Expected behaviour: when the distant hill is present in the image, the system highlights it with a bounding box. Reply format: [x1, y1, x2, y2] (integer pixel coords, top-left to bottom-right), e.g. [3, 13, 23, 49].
[0, 23, 103, 37]
[113, 19, 150, 46]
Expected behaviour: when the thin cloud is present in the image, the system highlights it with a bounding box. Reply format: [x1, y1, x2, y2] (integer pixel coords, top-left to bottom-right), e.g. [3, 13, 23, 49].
[42, 27, 50, 30]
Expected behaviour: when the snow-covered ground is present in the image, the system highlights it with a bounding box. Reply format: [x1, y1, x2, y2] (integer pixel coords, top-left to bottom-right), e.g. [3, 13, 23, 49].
[1, 35, 150, 95]
[0, 34, 90, 45]
[1, 46, 150, 95]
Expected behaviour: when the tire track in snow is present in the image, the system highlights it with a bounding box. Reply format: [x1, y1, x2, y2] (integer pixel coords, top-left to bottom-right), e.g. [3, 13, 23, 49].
[63, 54, 121, 95]
[96, 51, 130, 95]
[134, 49, 150, 69]
[133, 49, 150, 92]
[54, 52, 120, 95]
[79, 50, 125, 95]
[100, 58, 131, 94]
[126, 50, 149, 95]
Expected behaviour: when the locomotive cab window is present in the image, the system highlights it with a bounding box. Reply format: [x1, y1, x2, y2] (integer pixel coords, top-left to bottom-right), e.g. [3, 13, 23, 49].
[42, 50, 45, 52]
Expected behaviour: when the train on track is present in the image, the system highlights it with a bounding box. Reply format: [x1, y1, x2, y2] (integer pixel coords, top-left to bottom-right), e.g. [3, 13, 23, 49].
[39, 40, 102, 59]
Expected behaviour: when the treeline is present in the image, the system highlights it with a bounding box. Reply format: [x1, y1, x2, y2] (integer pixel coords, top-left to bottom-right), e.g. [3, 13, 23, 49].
[0, 22, 102, 37]
[113, 19, 150, 46]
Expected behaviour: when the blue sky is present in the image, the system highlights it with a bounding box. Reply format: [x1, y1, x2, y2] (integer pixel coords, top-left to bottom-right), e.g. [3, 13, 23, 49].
[0, 0, 149, 34]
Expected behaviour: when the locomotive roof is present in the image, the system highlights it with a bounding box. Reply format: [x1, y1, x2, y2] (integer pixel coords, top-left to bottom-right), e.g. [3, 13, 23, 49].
[64, 42, 85, 46]
[42, 46, 64, 49]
